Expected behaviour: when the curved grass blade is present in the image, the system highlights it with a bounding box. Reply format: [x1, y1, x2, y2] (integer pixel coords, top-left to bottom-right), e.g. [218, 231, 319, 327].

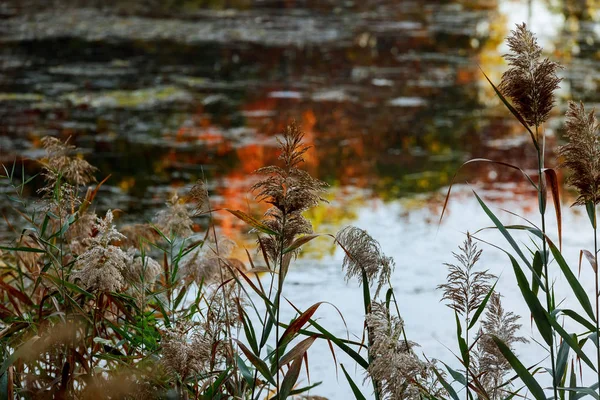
[225, 209, 279, 236]
[278, 303, 322, 348]
[275, 354, 303, 400]
[479, 67, 538, 151]
[491, 336, 546, 400]
[341, 363, 367, 400]
[235, 340, 276, 386]
[548, 316, 596, 372]
[546, 237, 595, 321]
[468, 281, 497, 330]
[439, 159, 538, 227]
[474, 191, 543, 287]
[543, 168, 562, 250]
[507, 254, 553, 346]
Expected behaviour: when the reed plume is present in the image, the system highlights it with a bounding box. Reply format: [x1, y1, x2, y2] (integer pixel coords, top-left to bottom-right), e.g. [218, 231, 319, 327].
[439, 233, 495, 400]
[154, 193, 194, 238]
[161, 321, 212, 381]
[188, 179, 211, 216]
[438, 234, 495, 322]
[180, 236, 238, 286]
[499, 23, 562, 129]
[71, 210, 132, 292]
[476, 293, 527, 400]
[559, 101, 600, 206]
[366, 301, 427, 400]
[40, 136, 97, 187]
[252, 122, 328, 263]
[336, 226, 394, 297]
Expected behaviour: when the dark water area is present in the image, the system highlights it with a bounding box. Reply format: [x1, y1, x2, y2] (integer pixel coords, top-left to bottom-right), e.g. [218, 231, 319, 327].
[0, 0, 599, 228]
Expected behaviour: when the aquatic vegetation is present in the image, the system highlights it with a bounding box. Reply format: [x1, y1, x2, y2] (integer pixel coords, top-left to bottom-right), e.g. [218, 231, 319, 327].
[3, 21, 600, 400]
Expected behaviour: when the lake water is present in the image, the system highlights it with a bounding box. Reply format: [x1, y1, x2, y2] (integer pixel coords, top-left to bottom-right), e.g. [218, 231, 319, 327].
[1, 0, 600, 398]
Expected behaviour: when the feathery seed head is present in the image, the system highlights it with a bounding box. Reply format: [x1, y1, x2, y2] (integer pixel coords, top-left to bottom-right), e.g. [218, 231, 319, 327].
[252, 122, 327, 264]
[154, 193, 194, 238]
[40, 136, 97, 187]
[438, 233, 495, 320]
[366, 302, 426, 400]
[499, 23, 562, 128]
[70, 210, 132, 292]
[559, 101, 600, 206]
[476, 293, 527, 399]
[161, 321, 212, 380]
[336, 226, 394, 297]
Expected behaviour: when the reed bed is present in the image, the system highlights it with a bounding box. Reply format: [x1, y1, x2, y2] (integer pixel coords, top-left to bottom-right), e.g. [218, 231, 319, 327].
[1, 22, 600, 400]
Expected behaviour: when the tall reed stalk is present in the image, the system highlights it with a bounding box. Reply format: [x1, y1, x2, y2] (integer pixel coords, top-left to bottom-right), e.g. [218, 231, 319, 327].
[497, 23, 561, 398]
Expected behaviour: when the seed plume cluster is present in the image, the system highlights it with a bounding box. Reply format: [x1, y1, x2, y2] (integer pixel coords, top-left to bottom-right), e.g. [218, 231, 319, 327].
[252, 122, 328, 263]
[499, 23, 561, 128]
[366, 302, 430, 400]
[161, 321, 212, 380]
[559, 101, 600, 206]
[476, 293, 527, 399]
[154, 193, 195, 238]
[336, 226, 394, 297]
[71, 210, 133, 292]
[438, 234, 495, 322]
[40, 136, 97, 187]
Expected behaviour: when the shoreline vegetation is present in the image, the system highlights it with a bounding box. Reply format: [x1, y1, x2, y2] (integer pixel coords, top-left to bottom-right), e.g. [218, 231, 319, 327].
[1, 22, 600, 400]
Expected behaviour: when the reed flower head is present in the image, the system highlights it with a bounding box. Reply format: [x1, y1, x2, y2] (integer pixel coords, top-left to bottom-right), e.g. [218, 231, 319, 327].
[252, 122, 328, 263]
[499, 23, 562, 128]
[65, 211, 96, 255]
[366, 302, 426, 400]
[476, 293, 527, 399]
[438, 233, 495, 323]
[558, 101, 600, 206]
[161, 321, 212, 380]
[40, 136, 97, 187]
[124, 253, 162, 286]
[188, 179, 211, 216]
[336, 226, 394, 297]
[180, 236, 238, 286]
[71, 210, 132, 292]
[154, 193, 194, 238]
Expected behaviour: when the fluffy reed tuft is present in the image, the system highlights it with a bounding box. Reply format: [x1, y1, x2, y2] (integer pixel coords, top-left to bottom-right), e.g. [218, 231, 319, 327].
[336, 226, 394, 297]
[188, 179, 211, 216]
[180, 236, 237, 286]
[438, 233, 495, 322]
[476, 293, 527, 400]
[71, 210, 132, 292]
[558, 101, 600, 206]
[40, 136, 97, 187]
[366, 302, 426, 400]
[252, 122, 327, 263]
[161, 321, 212, 380]
[499, 23, 562, 128]
[154, 193, 194, 238]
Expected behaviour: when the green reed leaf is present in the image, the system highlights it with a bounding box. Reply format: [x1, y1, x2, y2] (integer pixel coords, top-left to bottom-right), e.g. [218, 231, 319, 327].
[548, 316, 596, 372]
[235, 340, 276, 386]
[555, 338, 571, 387]
[491, 336, 546, 400]
[546, 237, 596, 322]
[532, 251, 544, 297]
[432, 364, 460, 400]
[341, 363, 367, 400]
[508, 254, 553, 346]
[468, 281, 497, 330]
[474, 191, 545, 290]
